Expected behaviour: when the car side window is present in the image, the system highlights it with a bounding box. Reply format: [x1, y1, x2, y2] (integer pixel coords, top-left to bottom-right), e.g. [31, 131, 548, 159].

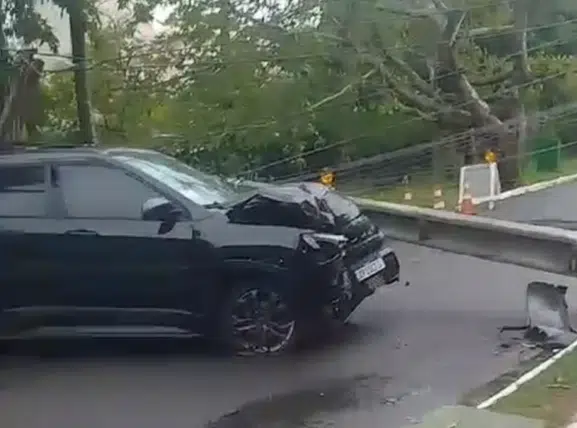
[56, 164, 165, 220]
[0, 164, 46, 217]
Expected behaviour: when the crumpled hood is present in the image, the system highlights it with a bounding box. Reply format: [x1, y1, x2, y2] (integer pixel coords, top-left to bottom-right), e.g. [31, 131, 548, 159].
[225, 181, 377, 243]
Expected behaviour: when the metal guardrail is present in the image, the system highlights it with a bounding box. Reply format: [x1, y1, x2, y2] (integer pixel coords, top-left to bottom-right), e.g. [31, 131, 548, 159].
[353, 197, 577, 277]
[236, 177, 577, 277]
[236, 178, 577, 345]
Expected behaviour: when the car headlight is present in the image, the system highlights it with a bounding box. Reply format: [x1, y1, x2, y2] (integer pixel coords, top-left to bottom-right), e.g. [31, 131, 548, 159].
[311, 233, 348, 248]
[301, 233, 320, 250]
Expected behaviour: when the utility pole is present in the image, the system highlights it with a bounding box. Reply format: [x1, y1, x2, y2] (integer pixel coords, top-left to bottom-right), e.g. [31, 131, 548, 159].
[68, 0, 95, 145]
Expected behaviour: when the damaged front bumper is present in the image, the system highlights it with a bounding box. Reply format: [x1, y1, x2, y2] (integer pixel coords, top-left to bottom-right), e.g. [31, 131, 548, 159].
[327, 245, 401, 321]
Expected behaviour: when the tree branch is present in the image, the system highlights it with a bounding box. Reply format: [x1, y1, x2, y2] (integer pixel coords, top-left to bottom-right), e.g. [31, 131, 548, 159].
[430, 0, 448, 11]
[374, 6, 432, 19]
[470, 70, 513, 86]
[379, 64, 442, 113]
[468, 25, 514, 37]
[381, 51, 442, 101]
[307, 69, 376, 111]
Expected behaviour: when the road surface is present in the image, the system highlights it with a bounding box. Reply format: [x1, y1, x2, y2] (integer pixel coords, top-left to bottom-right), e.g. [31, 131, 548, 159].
[484, 180, 577, 223]
[2, 239, 574, 428]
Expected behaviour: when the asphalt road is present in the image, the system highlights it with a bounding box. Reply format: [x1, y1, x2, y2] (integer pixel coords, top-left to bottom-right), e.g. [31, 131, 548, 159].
[2, 238, 574, 428]
[484, 180, 577, 223]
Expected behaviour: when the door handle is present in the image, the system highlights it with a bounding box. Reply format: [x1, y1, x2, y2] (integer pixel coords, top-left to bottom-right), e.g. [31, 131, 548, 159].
[0, 229, 20, 235]
[65, 229, 100, 236]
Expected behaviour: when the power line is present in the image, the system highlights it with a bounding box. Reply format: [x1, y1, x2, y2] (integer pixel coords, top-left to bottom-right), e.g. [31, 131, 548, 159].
[32, 14, 577, 73]
[241, 66, 577, 177]
[85, 30, 577, 146]
[67, 34, 577, 179]
[36, 2, 577, 177]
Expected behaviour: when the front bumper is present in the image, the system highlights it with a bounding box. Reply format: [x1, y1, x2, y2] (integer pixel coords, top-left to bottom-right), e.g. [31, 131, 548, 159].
[325, 243, 400, 321]
[350, 246, 400, 286]
[346, 246, 400, 297]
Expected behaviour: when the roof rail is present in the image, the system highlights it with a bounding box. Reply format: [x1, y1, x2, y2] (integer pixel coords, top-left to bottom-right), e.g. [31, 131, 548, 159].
[0, 141, 99, 154]
[32, 141, 98, 148]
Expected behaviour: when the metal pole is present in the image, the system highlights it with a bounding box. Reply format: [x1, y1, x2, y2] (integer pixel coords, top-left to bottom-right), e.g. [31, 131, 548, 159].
[68, 0, 95, 145]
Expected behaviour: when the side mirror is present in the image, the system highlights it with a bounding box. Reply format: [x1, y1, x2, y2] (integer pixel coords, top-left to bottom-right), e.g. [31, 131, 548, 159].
[141, 197, 183, 223]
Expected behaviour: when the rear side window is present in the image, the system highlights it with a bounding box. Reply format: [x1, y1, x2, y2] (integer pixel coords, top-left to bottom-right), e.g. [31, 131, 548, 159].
[56, 164, 160, 219]
[0, 164, 46, 217]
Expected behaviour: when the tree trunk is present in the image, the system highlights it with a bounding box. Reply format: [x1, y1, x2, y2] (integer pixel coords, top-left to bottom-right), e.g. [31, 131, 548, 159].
[69, 0, 95, 144]
[432, 3, 520, 189]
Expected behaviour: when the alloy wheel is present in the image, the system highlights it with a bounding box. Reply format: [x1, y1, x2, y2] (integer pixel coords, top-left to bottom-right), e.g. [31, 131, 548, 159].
[230, 287, 296, 356]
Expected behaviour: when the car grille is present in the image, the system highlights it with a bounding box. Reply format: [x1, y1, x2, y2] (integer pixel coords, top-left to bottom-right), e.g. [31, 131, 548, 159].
[341, 215, 384, 261]
[365, 273, 386, 290]
[342, 215, 375, 245]
[344, 233, 383, 263]
[361, 252, 400, 289]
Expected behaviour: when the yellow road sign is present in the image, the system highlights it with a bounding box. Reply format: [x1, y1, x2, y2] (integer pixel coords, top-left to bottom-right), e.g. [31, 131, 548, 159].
[320, 169, 335, 188]
[484, 150, 497, 164]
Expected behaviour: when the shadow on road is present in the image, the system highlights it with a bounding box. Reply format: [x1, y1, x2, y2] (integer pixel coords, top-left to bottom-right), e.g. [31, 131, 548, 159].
[206, 373, 392, 428]
[0, 322, 369, 362]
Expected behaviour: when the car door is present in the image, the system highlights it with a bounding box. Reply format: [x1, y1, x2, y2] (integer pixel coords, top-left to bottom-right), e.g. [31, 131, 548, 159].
[0, 162, 70, 337]
[49, 160, 211, 335]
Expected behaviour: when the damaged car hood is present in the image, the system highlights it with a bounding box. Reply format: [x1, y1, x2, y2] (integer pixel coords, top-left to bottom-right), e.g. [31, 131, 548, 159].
[224, 180, 378, 242]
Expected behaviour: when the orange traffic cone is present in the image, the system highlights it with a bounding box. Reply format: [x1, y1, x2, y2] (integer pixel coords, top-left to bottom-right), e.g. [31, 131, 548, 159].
[460, 183, 476, 215]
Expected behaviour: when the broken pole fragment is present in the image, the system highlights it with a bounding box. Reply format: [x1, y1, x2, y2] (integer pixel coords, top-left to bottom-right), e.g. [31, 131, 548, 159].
[500, 282, 577, 350]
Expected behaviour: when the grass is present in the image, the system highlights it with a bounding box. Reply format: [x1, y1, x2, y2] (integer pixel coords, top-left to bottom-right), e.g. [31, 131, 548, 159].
[366, 181, 460, 209]
[520, 157, 577, 185]
[489, 349, 577, 428]
[460, 350, 550, 408]
[361, 156, 577, 209]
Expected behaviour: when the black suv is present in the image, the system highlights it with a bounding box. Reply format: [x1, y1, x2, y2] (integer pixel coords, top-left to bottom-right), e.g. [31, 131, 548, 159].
[0, 147, 400, 355]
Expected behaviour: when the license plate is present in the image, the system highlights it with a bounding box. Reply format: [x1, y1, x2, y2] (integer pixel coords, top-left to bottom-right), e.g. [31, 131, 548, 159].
[354, 257, 386, 282]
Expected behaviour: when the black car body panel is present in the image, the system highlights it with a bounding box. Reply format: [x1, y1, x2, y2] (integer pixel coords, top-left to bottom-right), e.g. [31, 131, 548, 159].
[228, 180, 399, 275]
[0, 148, 399, 344]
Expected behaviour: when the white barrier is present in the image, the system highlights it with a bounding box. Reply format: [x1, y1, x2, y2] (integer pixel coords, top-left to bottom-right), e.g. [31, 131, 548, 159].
[459, 163, 501, 210]
[353, 197, 577, 277]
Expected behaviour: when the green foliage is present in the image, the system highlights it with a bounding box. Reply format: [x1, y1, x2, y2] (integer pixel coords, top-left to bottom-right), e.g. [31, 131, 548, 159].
[38, 0, 577, 179]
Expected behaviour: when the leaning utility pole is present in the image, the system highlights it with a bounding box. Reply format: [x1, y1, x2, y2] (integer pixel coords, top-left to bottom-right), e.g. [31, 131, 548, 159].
[68, 0, 95, 144]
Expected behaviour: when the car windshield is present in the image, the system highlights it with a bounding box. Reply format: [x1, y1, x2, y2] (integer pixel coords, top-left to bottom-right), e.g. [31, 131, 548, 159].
[112, 151, 242, 207]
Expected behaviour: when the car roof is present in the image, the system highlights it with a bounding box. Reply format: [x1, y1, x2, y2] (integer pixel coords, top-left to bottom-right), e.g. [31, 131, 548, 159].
[0, 146, 161, 165]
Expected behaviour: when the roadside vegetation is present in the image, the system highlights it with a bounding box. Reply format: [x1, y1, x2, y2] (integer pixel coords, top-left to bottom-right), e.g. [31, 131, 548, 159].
[366, 154, 577, 208]
[1, 0, 577, 205]
[491, 349, 577, 428]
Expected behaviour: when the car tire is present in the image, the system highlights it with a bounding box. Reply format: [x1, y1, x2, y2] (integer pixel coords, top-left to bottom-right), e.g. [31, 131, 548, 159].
[218, 281, 300, 356]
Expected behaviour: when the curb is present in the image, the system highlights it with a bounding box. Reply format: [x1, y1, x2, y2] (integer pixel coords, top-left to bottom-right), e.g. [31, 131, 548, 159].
[475, 172, 577, 206]
[476, 337, 577, 410]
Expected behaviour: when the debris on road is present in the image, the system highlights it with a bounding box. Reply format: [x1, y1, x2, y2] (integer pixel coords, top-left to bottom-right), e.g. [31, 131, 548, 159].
[499, 282, 577, 350]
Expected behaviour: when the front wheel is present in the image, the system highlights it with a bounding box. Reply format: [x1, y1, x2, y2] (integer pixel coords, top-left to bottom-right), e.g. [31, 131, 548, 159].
[219, 282, 300, 356]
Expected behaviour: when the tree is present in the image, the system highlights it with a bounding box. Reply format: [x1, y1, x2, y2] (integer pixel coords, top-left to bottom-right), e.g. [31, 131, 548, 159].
[38, 0, 577, 182]
[0, 0, 61, 145]
[42, 9, 174, 145]
[316, 0, 577, 187]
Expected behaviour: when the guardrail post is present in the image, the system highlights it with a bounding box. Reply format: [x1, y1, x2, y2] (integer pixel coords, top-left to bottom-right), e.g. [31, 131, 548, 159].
[569, 246, 577, 273]
[417, 218, 430, 241]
